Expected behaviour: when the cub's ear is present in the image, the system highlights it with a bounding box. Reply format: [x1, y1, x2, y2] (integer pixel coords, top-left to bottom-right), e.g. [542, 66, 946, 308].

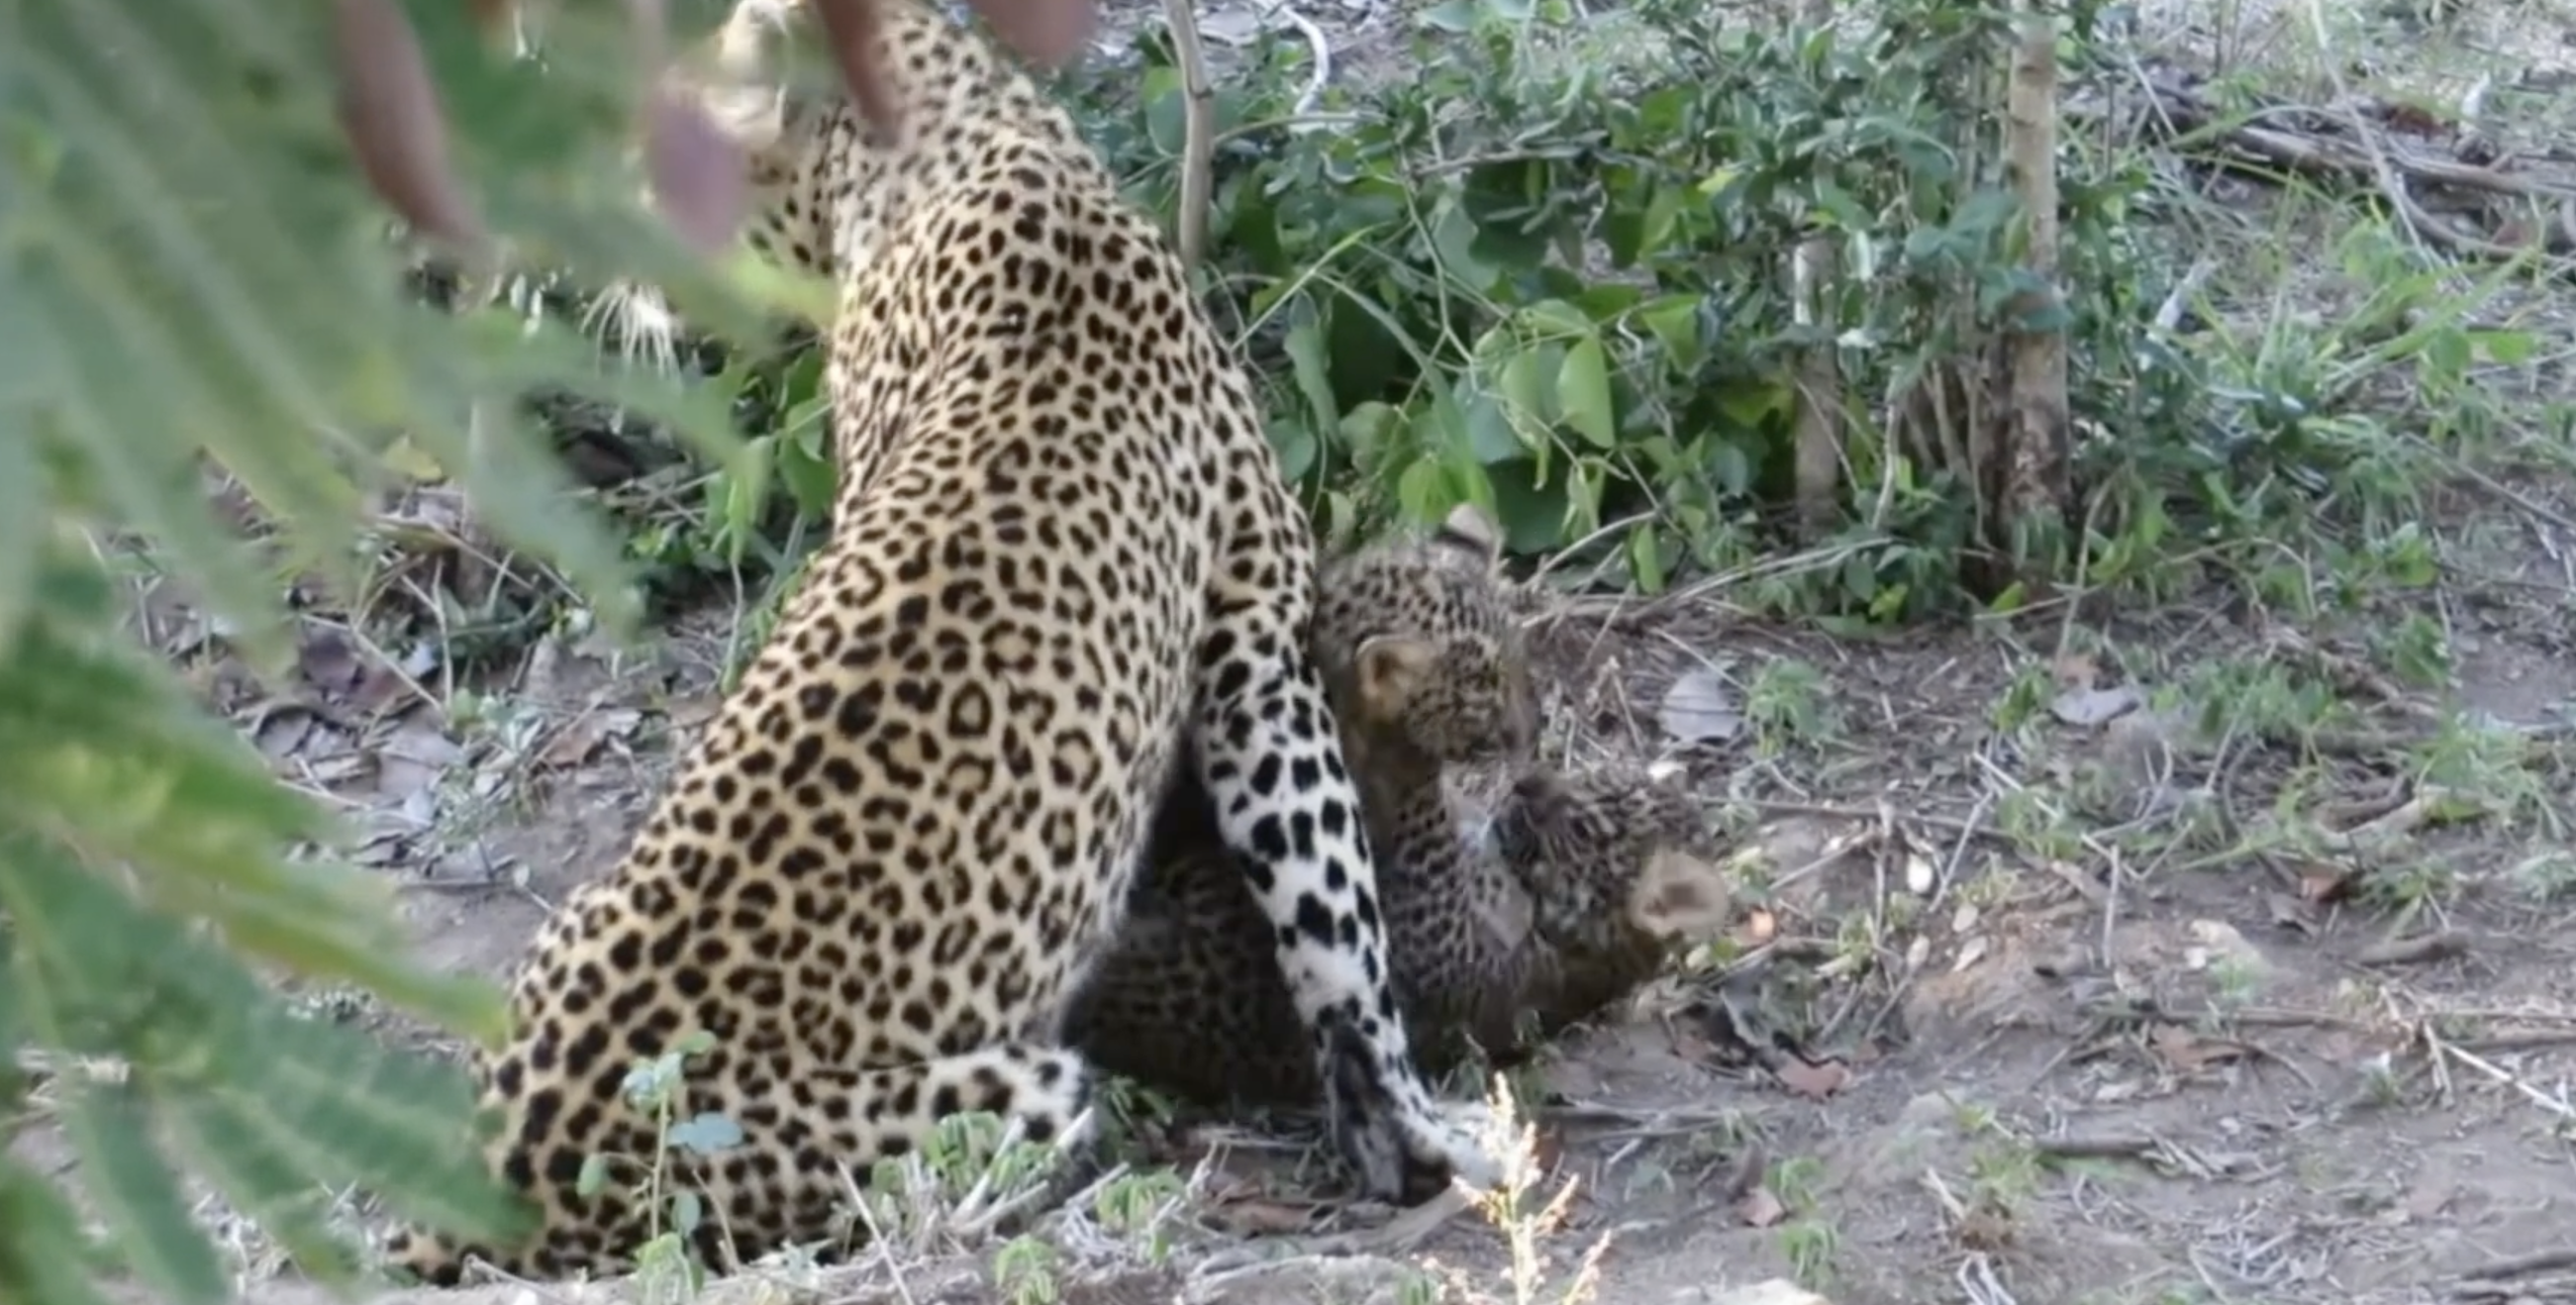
[1354, 636, 1437, 721]
[1626, 847, 1734, 941]
[1433, 502, 1504, 570]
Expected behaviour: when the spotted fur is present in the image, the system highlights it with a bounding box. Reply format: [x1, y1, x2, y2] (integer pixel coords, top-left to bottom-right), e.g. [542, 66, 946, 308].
[382, 0, 1490, 1280]
[1061, 506, 1734, 1108]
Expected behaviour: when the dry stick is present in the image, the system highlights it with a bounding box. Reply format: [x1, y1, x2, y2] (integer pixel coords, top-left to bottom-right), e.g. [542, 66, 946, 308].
[2107, 74, 2576, 263]
[1163, 0, 1215, 271]
[2352, 930, 2470, 968]
[2299, 0, 2531, 262]
[1749, 799, 2010, 845]
[2433, 1039, 2576, 1121]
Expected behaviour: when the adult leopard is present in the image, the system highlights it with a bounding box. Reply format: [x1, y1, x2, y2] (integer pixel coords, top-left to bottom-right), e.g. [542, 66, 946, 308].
[1062, 505, 1735, 1109]
[381, 0, 1489, 1281]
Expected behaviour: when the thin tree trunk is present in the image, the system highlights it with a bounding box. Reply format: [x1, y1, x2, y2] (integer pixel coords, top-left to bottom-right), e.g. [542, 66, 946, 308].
[2002, 7, 2071, 558]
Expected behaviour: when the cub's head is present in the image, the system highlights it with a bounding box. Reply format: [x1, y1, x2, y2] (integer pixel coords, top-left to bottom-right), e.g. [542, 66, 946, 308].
[1319, 503, 1540, 768]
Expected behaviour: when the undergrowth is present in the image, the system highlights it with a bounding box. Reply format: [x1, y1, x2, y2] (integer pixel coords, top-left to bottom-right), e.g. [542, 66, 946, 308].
[538, 0, 2563, 658]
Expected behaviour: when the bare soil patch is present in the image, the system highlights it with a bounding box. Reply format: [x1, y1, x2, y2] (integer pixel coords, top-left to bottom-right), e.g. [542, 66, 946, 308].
[32, 483, 2576, 1305]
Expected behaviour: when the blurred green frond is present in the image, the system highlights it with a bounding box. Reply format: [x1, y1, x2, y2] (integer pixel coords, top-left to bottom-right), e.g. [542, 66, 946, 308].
[0, 0, 783, 1297]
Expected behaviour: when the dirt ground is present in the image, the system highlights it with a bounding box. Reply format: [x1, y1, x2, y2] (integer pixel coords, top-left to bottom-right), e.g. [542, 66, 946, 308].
[21, 0, 2576, 1302]
[41, 460, 2573, 1305]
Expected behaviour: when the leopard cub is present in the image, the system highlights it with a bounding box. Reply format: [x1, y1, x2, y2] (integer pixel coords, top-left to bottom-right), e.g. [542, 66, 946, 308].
[1062, 505, 1734, 1108]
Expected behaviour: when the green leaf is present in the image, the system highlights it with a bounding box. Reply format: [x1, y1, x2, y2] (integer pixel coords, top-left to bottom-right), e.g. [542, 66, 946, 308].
[720, 436, 779, 563]
[1418, 0, 1481, 31]
[1266, 417, 1320, 482]
[1637, 296, 1703, 374]
[162, 1089, 366, 1286]
[1141, 65, 1188, 156]
[1499, 347, 1559, 434]
[778, 437, 840, 519]
[1338, 403, 1402, 462]
[1460, 391, 1525, 465]
[2469, 330, 2535, 366]
[1396, 457, 1452, 526]
[0, 431, 43, 654]
[0, 1163, 119, 1305]
[60, 1085, 227, 1305]
[1485, 460, 1571, 554]
[1627, 525, 1668, 595]
[1284, 312, 1340, 436]
[1556, 337, 1618, 449]
[1522, 299, 1593, 339]
[1428, 201, 1498, 296]
[668, 1113, 746, 1155]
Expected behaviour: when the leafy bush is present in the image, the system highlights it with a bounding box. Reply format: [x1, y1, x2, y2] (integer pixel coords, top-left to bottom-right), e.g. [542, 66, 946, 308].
[660, 0, 2544, 637]
[669, 0, 2199, 623]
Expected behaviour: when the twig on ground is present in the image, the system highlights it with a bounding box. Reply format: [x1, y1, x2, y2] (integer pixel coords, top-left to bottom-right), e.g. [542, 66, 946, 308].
[1188, 1185, 1472, 1276]
[2426, 1036, 2576, 1122]
[2352, 930, 2471, 968]
[841, 1160, 923, 1305]
[2097, 63, 2576, 263]
[1749, 799, 2011, 846]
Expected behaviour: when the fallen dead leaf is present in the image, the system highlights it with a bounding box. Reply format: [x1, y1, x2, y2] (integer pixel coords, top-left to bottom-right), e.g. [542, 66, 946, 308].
[296, 628, 415, 715]
[2148, 1023, 2243, 1074]
[539, 709, 645, 770]
[1528, 1125, 1565, 1172]
[1206, 1198, 1326, 1238]
[1902, 846, 1935, 895]
[1948, 935, 1989, 973]
[1739, 908, 1778, 945]
[1953, 1207, 2017, 1251]
[2266, 890, 2321, 934]
[1706, 1282, 1833, 1305]
[2048, 684, 2139, 728]
[248, 703, 323, 761]
[2186, 919, 2270, 975]
[1774, 1056, 1849, 1100]
[1734, 1185, 1788, 1228]
[2050, 652, 2099, 690]
[372, 711, 467, 804]
[2297, 862, 2356, 904]
[1656, 667, 1744, 745]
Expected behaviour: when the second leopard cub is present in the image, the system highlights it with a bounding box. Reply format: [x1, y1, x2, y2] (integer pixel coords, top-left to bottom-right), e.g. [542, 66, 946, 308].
[1484, 766, 1732, 1038]
[1060, 506, 1733, 1108]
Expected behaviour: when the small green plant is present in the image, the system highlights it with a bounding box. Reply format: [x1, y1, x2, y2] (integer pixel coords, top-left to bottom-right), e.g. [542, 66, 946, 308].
[1767, 1154, 1827, 1214]
[571, 1030, 745, 1295]
[1742, 658, 1834, 758]
[1777, 1218, 1840, 1287]
[995, 1235, 1060, 1305]
[2509, 852, 2576, 903]
[1964, 1136, 2043, 1220]
[857, 1108, 1080, 1250]
[2205, 953, 2266, 1010]
[1091, 1169, 1189, 1265]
